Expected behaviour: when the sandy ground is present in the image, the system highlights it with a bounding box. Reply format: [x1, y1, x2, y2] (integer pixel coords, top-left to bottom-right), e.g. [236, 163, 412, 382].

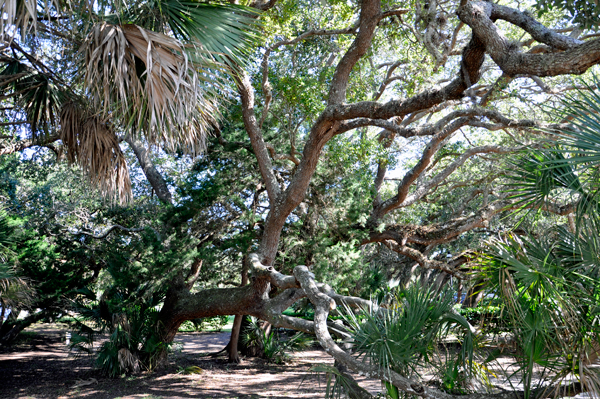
[0, 325, 383, 399]
[1, 324, 582, 399]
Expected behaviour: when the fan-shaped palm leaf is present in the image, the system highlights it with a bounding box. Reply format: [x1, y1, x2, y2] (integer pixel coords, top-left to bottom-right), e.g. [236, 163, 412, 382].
[122, 0, 259, 66]
[0, 0, 37, 38]
[343, 284, 475, 380]
[537, 76, 600, 227]
[0, 213, 32, 313]
[506, 151, 584, 213]
[0, 61, 64, 137]
[82, 22, 218, 154]
[479, 234, 600, 399]
[0, 264, 32, 310]
[0, 0, 62, 39]
[61, 101, 132, 202]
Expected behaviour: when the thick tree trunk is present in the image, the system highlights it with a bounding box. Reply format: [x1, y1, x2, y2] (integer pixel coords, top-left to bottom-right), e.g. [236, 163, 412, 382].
[0, 310, 53, 345]
[157, 256, 279, 349]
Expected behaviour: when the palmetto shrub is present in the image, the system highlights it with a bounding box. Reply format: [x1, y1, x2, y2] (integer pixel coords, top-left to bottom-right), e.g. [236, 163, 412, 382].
[242, 316, 312, 364]
[69, 288, 168, 377]
[340, 283, 476, 397]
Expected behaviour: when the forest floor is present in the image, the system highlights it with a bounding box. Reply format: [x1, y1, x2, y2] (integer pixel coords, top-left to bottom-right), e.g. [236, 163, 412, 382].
[0, 323, 580, 399]
[0, 323, 383, 399]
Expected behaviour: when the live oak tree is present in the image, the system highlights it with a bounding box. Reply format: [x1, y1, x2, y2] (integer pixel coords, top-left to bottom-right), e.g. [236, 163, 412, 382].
[2, 0, 600, 397]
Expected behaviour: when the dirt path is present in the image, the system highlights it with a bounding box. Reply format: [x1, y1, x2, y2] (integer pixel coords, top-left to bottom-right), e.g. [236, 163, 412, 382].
[0, 325, 382, 399]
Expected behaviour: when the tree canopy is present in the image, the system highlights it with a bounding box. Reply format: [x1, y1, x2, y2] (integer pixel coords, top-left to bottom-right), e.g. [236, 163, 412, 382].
[2, 0, 600, 397]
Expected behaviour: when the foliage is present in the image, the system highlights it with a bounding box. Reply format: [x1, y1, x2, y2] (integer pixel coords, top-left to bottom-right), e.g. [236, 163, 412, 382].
[242, 317, 312, 364]
[1, 0, 600, 396]
[458, 305, 508, 335]
[474, 78, 600, 398]
[534, 0, 599, 30]
[478, 232, 600, 398]
[69, 285, 169, 377]
[0, 0, 259, 202]
[178, 316, 229, 332]
[342, 283, 476, 394]
[0, 210, 31, 315]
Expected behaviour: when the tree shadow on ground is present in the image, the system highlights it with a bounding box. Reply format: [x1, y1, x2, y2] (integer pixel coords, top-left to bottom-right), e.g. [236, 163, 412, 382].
[0, 325, 362, 399]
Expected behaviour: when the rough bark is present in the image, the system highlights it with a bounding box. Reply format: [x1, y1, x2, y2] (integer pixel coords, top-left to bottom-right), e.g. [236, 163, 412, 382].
[255, 0, 383, 264]
[153, 0, 600, 395]
[457, 2, 600, 78]
[0, 134, 60, 156]
[293, 263, 583, 399]
[0, 309, 54, 345]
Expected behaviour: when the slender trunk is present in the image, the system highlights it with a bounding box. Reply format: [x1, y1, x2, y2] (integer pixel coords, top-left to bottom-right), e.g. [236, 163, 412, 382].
[0, 306, 5, 331]
[463, 280, 485, 308]
[227, 315, 244, 363]
[228, 255, 250, 363]
[124, 136, 172, 204]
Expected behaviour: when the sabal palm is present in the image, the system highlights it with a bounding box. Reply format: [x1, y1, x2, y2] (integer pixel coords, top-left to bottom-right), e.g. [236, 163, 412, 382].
[0, 0, 258, 201]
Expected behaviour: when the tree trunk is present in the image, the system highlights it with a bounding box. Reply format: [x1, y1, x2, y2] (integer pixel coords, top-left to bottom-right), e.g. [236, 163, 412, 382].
[124, 136, 172, 204]
[0, 310, 53, 345]
[227, 255, 250, 363]
[227, 315, 244, 363]
[463, 280, 485, 308]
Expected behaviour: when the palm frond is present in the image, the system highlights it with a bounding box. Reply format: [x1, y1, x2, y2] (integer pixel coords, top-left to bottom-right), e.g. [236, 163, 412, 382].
[19, 74, 62, 135]
[0, 61, 63, 137]
[81, 22, 218, 154]
[478, 233, 600, 397]
[60, 101, 132, 202]
[506, 151, 584, 212]
[344, 284, 475, 380]
[159, 1, 259, 66]
[0, 0, 37, 38]
[539, 75, 600, 227]
[0, 209, 16, 263]
[122, 0, 260, 67]
[554, 78, 600, 170]
[0, 0, 63, 39]
[0, 264, 33, 310]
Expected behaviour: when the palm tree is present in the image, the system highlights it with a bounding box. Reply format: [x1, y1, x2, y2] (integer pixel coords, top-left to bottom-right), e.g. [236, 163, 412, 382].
[0, 0, 259, 201]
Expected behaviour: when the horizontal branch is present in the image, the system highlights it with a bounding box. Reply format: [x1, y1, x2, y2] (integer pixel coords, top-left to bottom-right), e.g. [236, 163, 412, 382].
[458, 2, 600, 78]
[401, 144, 529, 208]
[297, 264, 583, 399]
[71, 224, 147, 240]
[0, 134, 60, 156]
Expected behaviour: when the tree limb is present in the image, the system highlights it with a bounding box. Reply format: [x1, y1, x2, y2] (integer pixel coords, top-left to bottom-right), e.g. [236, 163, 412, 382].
[458, 2, 600, 78]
